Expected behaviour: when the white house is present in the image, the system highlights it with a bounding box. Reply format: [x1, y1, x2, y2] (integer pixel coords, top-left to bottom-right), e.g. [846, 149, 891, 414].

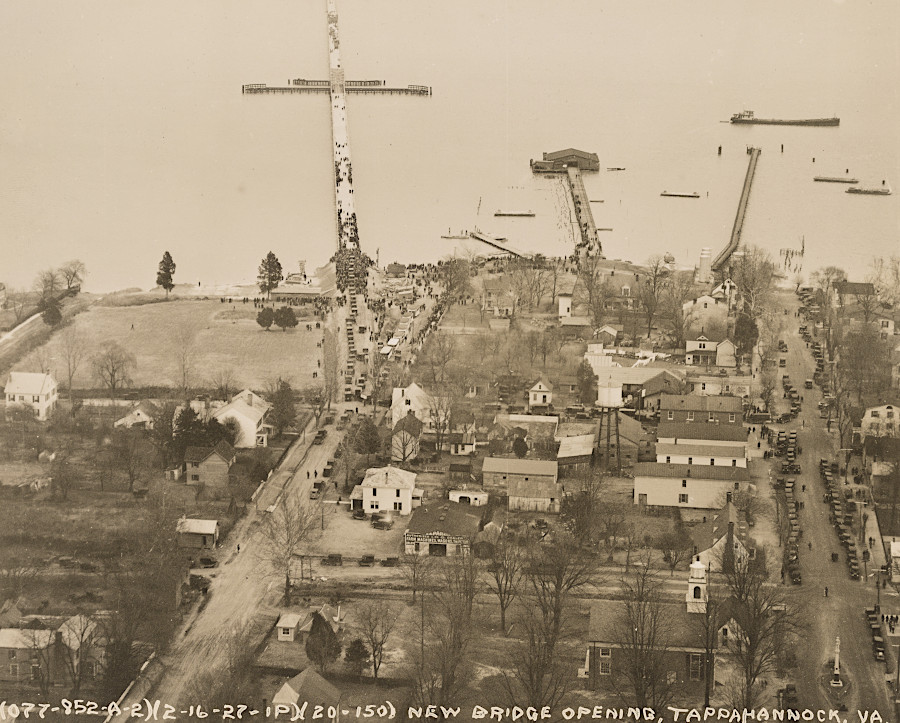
[860, 404, 898, 438]
[685, 334, 736, 368]
[392, 383, 442, 429]
[656, 422, 748, 449]
[687, 375, 751, 399]
[211, 389, 272, 448]
[350, 466, 423, 516]
[558, 292, 573, 319]
[633, 462, 750, 509]
[683, 294, 729, 332]
[114, 401, 160, 430]
[655, 443, 747, 468]
[529, 376, 554, 409]
[691, 502, 750, 571]
[4, 372, 58, 421]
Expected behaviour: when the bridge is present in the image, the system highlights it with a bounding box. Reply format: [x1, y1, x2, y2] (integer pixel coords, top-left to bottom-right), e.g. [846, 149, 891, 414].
[712, 146, 762, 271]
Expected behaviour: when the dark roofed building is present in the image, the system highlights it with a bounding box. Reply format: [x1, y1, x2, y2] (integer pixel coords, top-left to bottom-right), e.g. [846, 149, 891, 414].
[404, 501, 483, 556]
[531, 149, 600, 173]
[183, 439, 236, 493]
[659, 394, 742, 425]
[834, 281, 876, 299]
[657, 421, 747, 445]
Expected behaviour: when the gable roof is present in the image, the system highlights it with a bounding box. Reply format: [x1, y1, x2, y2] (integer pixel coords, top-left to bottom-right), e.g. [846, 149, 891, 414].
[530, 376, 554, 392]
[834, 281, 876, 297]
[405, 501, 482, 539]
[212, 389, 271, 425]
[588, 600, 709, 650]
[544, 148, 599, 162]
[361, 466, 418, 490]
[556, 434, 595, 459]
[183, 439, 235, 465]
[659, 394, 742, 413]
[393, 412, 424, 437]
[633, 462, 750, 482]
[655, 443, 746, 459]
[657, 422, 747, 442]
[176, 518, 219, 536]
[273, 668, 341, 708]
[594, 366, 682, 388]
[5, 372, 55, 396]
[0, 628, 53, 649]
[482, 457, 559, 476]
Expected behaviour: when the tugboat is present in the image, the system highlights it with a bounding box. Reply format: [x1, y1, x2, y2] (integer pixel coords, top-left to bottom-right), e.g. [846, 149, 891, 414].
[814, 176, 858, 184]
[730, 110, 839, 126]
[661, 191, 700, 198]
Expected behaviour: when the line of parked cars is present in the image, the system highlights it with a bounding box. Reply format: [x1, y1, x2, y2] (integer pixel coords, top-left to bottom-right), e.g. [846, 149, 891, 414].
[321, 553, 399, 567]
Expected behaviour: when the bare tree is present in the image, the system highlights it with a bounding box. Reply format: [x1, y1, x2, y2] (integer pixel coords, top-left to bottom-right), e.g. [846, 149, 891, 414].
[210, 368, 239, 401]
[719, 548, 804, 709]
[422, 332, 455, 386]
[51, 447, 77, 500]
[6, 288, 31, 324]
[59, 324, 87, 414]
[58, 614, 100, 696]
[441, 255, 473, 308]
[112, 429, 146, 493]
[486, 531, 523, 635]
[92, 342, 136, 399]
[258, 496, 319, 605]
[174, 324, 197, 394]
[597, 502, 628, 562]
[870, 255, 900, 307]
[660, 273, 699, 350]
[59, 260, 87, 291]
[612, 555, 681, 708]
[25, 628, 54, 697]
[399, 552, 432, 604]
[729, 246, 777, 323]
[637, 255, 670, 338]
[33, 268, 63, 301]
[358, 600, 397, 680]
[657, 524, 694, 577]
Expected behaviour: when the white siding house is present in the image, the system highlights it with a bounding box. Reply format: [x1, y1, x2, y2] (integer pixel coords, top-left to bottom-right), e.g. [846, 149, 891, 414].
[350, 466, 423, 516]
[633, 463, 750, 510]
[4, 372, 58, 421]
[211, 389, 272, 448]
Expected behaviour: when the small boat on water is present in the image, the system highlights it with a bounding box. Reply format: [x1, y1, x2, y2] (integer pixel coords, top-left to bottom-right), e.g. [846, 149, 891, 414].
[730, 110, 839, 126]
[814, 176, 858, 184]
[607, 167, 626, 171]
[846, 186, 891, 195]
[440, 228, 471, 239]
[494, 210, 535, 217]
[661, 191, 700, 198]
[589, 199, 604, 203]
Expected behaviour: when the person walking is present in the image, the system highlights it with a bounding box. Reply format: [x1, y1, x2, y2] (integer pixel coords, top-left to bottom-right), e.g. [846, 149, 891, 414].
[307, 470, 310, 479]
[824, 586, 829, 597]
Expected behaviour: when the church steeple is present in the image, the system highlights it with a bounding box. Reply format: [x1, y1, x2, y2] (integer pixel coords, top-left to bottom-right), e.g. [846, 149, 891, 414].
[686, 556, 708, 614]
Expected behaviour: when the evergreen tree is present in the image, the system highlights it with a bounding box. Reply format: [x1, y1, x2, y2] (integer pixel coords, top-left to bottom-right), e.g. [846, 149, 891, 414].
[256, 307, 275, 331]
[273, 306, 298, 332]
[575, 359, 597, 406]
[268, 378, 297, 435]
[257, 252, 283, 299]
[353, 417, 382, 465]
[40, 298, 63, 327]
[305, 613, 341, 673]
[344, 638, 369, 678]
[157, 252, 176, 298]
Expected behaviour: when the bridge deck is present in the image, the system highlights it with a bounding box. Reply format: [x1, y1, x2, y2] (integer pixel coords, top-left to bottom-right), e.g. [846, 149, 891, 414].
[712, 147, 761, 271]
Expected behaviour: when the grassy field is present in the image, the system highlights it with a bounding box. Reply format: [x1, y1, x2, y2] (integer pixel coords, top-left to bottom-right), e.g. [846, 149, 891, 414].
[15, 299, 324, 391]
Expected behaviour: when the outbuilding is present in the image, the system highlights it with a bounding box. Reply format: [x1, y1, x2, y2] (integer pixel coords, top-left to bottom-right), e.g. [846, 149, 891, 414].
[176, 518, 219, 549]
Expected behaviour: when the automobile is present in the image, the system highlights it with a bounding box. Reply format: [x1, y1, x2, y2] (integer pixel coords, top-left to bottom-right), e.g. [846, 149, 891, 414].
[197, 557, 218, 568]
[322, 554, 343, 566]
[309, 488, 320, 500]
[372, 518, 395, 530]
[779, 358, 787, 368]
[380, 557, 400, 567]
[323, 465, 333, 478]
[189, 574, 211, 593]
[352, 509, 367, 520]
[313, 429, 327, 444]
[805, 379, 813, 389]
[358, 555, 376, 567]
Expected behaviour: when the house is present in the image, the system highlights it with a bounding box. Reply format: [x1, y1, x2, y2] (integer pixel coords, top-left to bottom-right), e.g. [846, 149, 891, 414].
[482, 456, 558, 491]
[4, 372, 58, 421]
[508, 472, 563, 513]
[528, 376, 554, 410]
[349, 466, 422, 516]
[560, 316, 593, 339]
[591, 366, 684, 411]
[211, 389, 272, 448]
[481, 279, 516, 317]
[0, 599, 23, 628]
[833, 280, 877, 309]
[658, 394, 743, 425]
[183, 440, 236, 492]
[860, 404, 899, 438]
[273, 668, 341, 710]
[633, 462, 751, 509]
[558, 291, 573, 319]
[536, 148, 601, 172]
[391, 383, 446, 430]
[176, 518, 219, 549]
[594, 325, 620, 346]
[584, 559, 715, 695]
[691, 502, 750, 571]
[449, 488, 489, 506]
[114, 401, 160, 430]
[687, 374, 752, 399]
[655, 443, 747, 468]
[862, 436, 900, 479]
[442, 429, 477, 455]
[392, 411, 423, 464]
[403, 501, 483, 556]
[556, 435, 596, 476]
[682, 294, 729, 334]
[448, 459, 473, 484]
[685, 333, 736, 368]
[656, 421, 748, 448]
[275, 612, 304, 642]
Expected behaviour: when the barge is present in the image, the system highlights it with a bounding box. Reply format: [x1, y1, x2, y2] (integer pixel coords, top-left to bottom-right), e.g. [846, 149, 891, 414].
[730, 110, 839, 126]
[814, 176, 858, 184]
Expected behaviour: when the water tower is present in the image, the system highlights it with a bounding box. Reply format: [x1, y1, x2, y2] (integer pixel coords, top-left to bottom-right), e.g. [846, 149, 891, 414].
[697, 248, 713, 284]
[597, 377, 624, 475]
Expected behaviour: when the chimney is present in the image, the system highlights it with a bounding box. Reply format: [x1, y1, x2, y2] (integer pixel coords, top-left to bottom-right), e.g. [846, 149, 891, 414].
[726, 491, 733, 503]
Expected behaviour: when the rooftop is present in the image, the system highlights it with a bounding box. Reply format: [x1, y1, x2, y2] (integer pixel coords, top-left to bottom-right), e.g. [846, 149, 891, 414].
[633, 462, 750, 481]
[482, 457, 559, 476]
[361, 466, 418, 490]
[557, 434, 596, 459]
[657, 422, 747, 442]
[588, 599, 708, 650]
[659, 394, 742, 413]
[176, 518, 219, 536]
[655, 443, 746, 459]
[404, 501, 482, 539]
[4, 372, 55, 396]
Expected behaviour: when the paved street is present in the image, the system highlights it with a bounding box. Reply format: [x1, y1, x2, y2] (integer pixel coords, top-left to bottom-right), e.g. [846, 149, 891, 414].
[767, 295, 893, 713]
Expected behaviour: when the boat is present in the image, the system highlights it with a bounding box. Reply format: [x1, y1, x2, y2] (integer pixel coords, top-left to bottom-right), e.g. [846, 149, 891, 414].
[589, 199, 604, 203]
[661, 191, 700, 198]
[607, 167, 626, 171]
[494, 210, 535, 217]
[440, 234, 470, 239]
[730, 110, 839, 126]
[846, 186, 891, 195]
[814, 176, 858, 184]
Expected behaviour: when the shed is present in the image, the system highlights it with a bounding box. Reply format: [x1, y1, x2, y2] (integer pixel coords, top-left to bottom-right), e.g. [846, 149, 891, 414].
[176, 518, 219, 549]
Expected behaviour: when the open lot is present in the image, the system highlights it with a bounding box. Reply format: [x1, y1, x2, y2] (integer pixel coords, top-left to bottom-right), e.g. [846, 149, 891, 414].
[14, 299, 323, 390]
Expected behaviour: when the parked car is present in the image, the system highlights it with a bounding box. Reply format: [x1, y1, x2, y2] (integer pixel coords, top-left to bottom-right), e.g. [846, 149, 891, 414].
[380, 557, 400, 567]
[352, 509, 367, 520]
[358, 555, 376, 567]
[372, 518, 395, 530]
[313, 430, 327, 444]
[198, 557, 218, 568]
[322, 554, 343, 566]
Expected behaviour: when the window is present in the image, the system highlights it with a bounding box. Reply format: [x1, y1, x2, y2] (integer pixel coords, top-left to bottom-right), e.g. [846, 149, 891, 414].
[8, 663, 18, 677]
[370, 502, 379, 510]
[31, 664, 41, 681]
[889, 411, 895, 419]
[699, 343, 706, 350]
[396, 489, 400, 497]
[414, 542, 420, 552]
[710, 459, 715, 465]
[687, 457, 693, 465]
[191, 474, 199, 481]
[689, 653, 702, 681]
[372, 488, 377, 496]
[191, 462, 199, 468]
[708, 413, 715, 422]
[693, 585, 702, 599]
[703, 302, 708, 309]
[687, 412, 694, 421]
[701, 383, 706, 391]
[667, 411, 674, 421]
[872, 410, 881, 418]
[734, 482, 739, 490]
[7, 650, 15, 661]
[682, 480, 687, 488]
[679, 493, 688, 503]
[729, 413, 735, 422]
[732, 459, 737, 467]
[666, 456, 671, 464]
[393, 502, 403, 511]
[598, 647, 611, 675]
[32, 395, 40, 403]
